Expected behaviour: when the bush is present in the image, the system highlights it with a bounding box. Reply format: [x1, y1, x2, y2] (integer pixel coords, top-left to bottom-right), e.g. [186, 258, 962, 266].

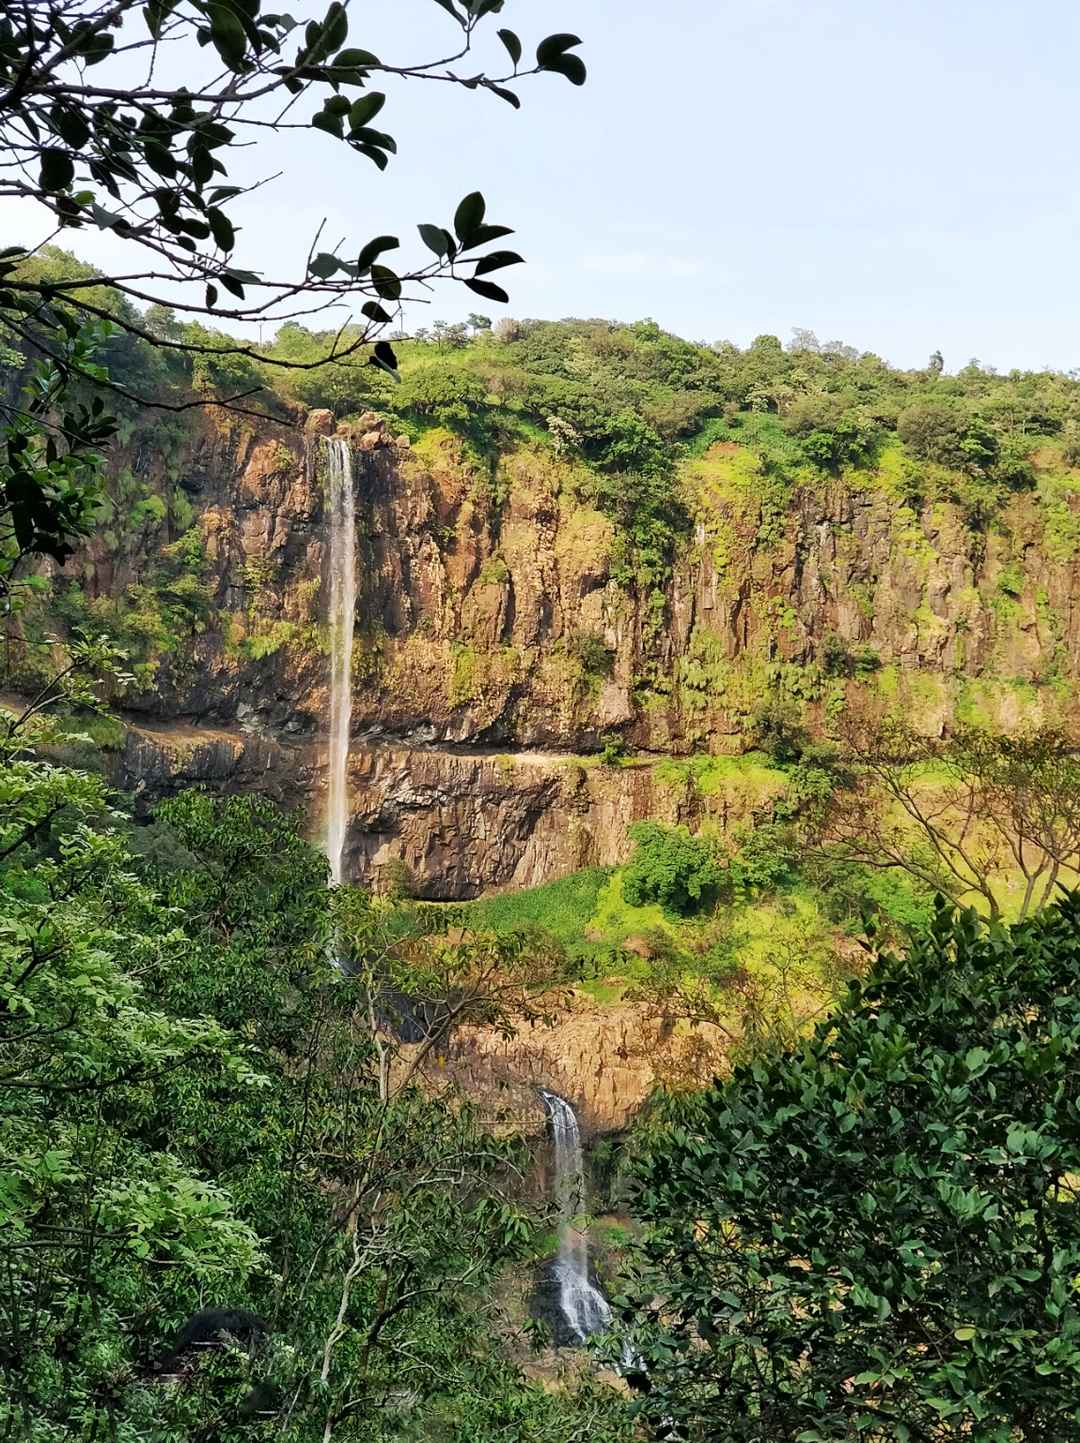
[393, 362, 490, 428]
[622, 895, 1080, 1442]
[728, 821, 797, 896]
[748, 695, 808, 763]
[571, 631, 615, 684]
[1062, 419, 1080, 468]
[264, 321, 390, 416]
[622, 821, 722, 914]
[785, 393, 879, 471]
[598, 731, 628, 766]
[821, 631, 881, 678]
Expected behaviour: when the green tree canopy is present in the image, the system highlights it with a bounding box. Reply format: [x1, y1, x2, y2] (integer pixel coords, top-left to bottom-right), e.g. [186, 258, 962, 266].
[620, 895, 1080, 1442]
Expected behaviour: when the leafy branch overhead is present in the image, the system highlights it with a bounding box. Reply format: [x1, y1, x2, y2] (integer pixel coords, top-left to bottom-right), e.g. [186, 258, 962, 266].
[0, 0, 587, 402]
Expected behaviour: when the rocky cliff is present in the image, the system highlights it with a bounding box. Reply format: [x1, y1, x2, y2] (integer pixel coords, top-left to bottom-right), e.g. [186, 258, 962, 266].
[21, 404, 1080, 899]
[19, 400, 1080, 1130]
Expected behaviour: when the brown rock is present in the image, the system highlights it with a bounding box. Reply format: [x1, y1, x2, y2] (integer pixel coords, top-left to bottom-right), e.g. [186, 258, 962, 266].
[304, 408, 334, 435]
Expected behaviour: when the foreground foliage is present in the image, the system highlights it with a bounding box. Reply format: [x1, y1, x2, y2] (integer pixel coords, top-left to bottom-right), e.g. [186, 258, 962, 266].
[621, 895, 1080, 1442]
[0, 731, 628, 1441]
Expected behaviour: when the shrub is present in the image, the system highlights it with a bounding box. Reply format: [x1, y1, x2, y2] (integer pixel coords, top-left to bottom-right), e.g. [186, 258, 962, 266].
[571, 630, 615, 683]
[747, 695, 809, 763]
[393, 362, 490, 428]
[622, 821, 722, 914]
[821, 631, 881, 678]
[598, 731, 628, 766]
[728, 821, 797, 897]
[1062, 419, 1080, 468]
[785, 393, 879, 471]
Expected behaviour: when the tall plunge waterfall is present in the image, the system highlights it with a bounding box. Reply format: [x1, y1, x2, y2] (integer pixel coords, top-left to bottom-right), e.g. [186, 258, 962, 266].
[324, 437, 356, 886]
[541, 1091, 612, 1343]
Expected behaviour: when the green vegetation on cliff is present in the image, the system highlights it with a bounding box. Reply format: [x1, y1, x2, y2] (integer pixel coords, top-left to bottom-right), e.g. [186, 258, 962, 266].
[9, 252, 1080, 743]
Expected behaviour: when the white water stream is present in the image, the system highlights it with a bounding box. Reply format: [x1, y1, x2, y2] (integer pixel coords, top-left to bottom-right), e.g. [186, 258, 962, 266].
[540, 1090, 612, 1343]
[324, 437, 356, 886]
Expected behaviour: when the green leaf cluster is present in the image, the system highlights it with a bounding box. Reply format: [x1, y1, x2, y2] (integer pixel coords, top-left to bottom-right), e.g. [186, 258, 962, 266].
[621, 895, 1080, 1441]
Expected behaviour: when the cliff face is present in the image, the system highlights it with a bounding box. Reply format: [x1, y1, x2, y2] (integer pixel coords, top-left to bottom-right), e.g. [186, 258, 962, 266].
[30, 405, 1080, 897]
[28, 405, 1080, 1129]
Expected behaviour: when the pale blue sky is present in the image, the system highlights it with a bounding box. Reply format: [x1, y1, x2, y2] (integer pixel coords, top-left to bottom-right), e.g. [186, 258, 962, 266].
[10, 0, 1080, 370]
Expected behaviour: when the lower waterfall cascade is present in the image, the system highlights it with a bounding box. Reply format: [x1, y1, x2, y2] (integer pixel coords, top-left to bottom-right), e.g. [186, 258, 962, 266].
[324, 435, 357, 887]
[540, 1090, 612, 1344]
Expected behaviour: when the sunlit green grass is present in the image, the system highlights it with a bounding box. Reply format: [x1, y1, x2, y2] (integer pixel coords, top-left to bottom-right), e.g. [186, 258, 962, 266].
[467, 866, 613, 954]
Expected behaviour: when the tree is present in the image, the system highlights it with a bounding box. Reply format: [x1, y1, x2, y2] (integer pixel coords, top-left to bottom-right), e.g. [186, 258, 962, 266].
[393, 359, 491, 432]
[468, 312, 493, 335]
[0, 0, 587, 583]
[897, 400, 999, 474]
[811, 712, 1080, 921]
[0, 749, 267, 1438]
[619, 895, 1080, 1442]
[265, 321, 392, 416]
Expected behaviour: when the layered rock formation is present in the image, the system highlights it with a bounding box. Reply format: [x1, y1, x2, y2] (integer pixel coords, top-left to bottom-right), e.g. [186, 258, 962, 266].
[25, 403, 1080, 896]
[20, 404, 1080, 1129]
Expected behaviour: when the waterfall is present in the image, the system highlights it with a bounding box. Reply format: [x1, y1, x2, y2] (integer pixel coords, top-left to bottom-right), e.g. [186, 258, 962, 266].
[541, 1090, 612, 1344]
[324, 436, 356, 887]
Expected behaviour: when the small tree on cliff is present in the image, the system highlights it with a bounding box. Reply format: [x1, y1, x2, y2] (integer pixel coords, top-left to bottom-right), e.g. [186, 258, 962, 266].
[618, 895, 1080, 1442]
[0, 0, 587, 587]
[810, 710, 1080, 922]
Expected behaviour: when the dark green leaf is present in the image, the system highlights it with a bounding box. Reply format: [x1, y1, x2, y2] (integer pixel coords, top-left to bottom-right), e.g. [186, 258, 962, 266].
[543, 52, 586, 85]
[372, 339, 398, 370]
[308, 252, 343, 279]
[356, 235, 399, 271]
[454, 191, 486, 243]
[322, 1, 348, 52]
[465, 277, 509, 303]
[497, 27, 521, 64]
[40, 149, 75, 192]
[353, 143, 388, 169]
[207, 207, 235, 252]
[332, 46, 380, 68]
[418, 224, 450, 256]
[312, 109, 344, 137]
[488, 84, 520, 108]
[348, 127, 396, 154]
[535, 32, 583, 65]
[461, 222, 513, 249]
[472, 249, 523, 275]
[144, 0, 180, 37]
[144, 141, 177, 178]
[208, 2, 248, 69]
[52, 106, 90, 149]
[370, 264, 402, 300]
[347, 92, 385, 129]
